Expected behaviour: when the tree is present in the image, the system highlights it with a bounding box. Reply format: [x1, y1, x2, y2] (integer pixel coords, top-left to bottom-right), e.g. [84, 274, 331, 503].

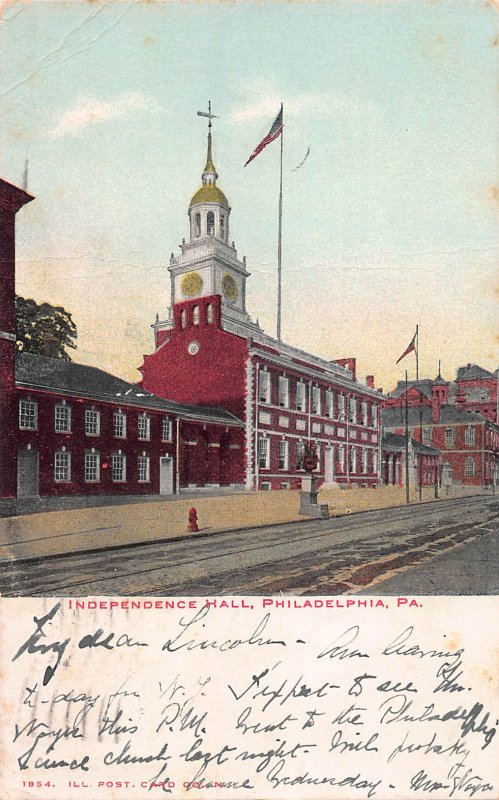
[15, 296, 78, 361]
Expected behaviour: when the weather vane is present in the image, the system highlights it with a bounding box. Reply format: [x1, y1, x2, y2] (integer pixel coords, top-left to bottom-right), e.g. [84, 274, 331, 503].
[197, 100, 219, 130]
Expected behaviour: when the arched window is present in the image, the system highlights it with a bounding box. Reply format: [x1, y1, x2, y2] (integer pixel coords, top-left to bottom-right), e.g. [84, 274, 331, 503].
[207, 211, 215, 236]
[465, 457, 475, 478]
[181, 309, 187, 329]
[220, 214, 226, 241]
[195, 213, 201, 238]
[193, 305, 199, 326]
[206, 303, 214, 324]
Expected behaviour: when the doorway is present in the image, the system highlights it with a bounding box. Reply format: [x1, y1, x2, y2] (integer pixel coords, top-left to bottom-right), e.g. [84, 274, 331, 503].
[17, 448, 39, 497]
[159, 456, 174, 495]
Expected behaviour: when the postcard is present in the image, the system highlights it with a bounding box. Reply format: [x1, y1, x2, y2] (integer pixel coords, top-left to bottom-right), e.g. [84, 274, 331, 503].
[0, 1, 498, 798]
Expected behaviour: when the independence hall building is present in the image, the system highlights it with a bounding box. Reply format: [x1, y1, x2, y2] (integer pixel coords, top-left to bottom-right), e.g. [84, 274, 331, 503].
[140, 126, 383, 491]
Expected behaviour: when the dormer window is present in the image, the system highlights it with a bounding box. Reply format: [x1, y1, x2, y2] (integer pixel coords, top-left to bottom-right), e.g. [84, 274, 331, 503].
[195, 213, 201, 238]
[207, 211, 215, 236]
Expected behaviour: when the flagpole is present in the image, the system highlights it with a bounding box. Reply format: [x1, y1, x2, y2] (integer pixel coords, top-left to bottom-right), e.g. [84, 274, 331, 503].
[277, 118, 283, 343]
[405, 369, 410, 504]
[416, 324, 423, 501]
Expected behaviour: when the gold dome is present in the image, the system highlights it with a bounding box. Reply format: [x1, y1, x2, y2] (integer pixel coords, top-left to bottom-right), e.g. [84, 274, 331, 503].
[190, 185, 229, 207]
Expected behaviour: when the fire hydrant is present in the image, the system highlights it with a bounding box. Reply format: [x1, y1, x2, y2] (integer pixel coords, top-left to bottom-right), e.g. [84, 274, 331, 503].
[187, 507, 199, 533]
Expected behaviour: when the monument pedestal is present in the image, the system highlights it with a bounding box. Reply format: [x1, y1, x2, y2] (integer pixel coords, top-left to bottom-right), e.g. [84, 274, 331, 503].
[299, 475, 329, 519]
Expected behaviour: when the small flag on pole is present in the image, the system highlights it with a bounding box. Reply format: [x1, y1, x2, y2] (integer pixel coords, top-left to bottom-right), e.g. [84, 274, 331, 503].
[244, 104, 283, 167]
[396, 330, 418, 364]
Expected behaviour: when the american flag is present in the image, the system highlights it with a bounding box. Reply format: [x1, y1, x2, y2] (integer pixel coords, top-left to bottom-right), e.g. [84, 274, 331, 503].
[396, 330, 418, 364]
[244, 105, 284, 167]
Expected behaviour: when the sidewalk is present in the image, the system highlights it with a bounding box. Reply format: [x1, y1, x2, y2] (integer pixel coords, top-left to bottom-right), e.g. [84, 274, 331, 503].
[0, 484, 485, 563]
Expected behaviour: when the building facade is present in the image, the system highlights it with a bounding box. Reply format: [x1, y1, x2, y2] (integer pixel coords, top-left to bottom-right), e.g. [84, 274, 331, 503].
[140, 124, 383, 490]
[382, 400, 499, 488]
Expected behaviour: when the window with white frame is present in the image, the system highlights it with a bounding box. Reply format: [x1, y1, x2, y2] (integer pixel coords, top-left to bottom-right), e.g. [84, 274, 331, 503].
[372, 404, 378, 427]
[325, 391, 334, 418]
[19, 399, 38, 430]
[444, 428, 455, 447]
[278, 376, 289, 408]
[297, 441, 306, 470]
[278, 440, 289, 470]
[54, 403, 71, 433]
[362, 402, 368, 427]
[258, 437, 269, 469]
[258, 370, 270, 404]
[422, 428, 432, 445]
[373, 450, 378, 475]
[362, 448, 368, 473]
[296, 382, 306, 411]
[138, 414, 151, 441]
[85, 409, 100, 436]
[113, 411, 126, 438]
[337, 445, 345, 472]
[349, 397, 357, 424]
[162, 418, 173, 442]
[138, 455, 150, 483]
[193, 305, 200, 326]
[112, 453, 126, 482]
[206, 303, 214, 324]
[465, 457, 475, 477]
[465, 426, 475, 446]
[338, 394, 346, 420]
[350, 447, 357, 473]
[311, 386, 321, 415]
[84, 452, 100, 482]
[54, 450, 71, 482]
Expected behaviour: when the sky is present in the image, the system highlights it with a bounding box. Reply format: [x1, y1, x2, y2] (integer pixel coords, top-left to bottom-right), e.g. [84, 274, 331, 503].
[0, 0, 497, 392]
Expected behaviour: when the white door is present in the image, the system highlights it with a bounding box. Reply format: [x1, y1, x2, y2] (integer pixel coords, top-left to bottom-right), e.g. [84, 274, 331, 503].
[17, 449, 39, 497]
[159, 457, 174, 495]
[325, 447, 334, 484]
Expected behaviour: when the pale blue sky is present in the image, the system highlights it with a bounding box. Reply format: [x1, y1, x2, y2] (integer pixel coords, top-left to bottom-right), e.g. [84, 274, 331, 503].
[1, 0, 497, 389]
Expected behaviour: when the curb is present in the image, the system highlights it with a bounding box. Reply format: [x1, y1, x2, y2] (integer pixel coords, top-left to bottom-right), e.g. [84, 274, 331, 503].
[0, 491, 491, 567]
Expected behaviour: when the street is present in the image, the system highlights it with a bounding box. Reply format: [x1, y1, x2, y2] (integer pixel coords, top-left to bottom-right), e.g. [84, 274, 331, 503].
[1, 494, 497, 597]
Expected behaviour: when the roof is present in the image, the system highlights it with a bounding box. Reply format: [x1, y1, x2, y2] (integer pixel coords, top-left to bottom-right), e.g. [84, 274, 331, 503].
[382, 404, 490, 428]
[383, 432, 440, 455]
[190, 185, 229, 208]
[456, 364, 496, 381]
[389, 379, 435, 400]
[15, 352, 242, 426]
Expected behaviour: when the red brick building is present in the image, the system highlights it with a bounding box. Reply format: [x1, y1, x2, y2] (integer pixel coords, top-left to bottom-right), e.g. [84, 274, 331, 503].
[140, 124, 383, 490]
[0, 178, 243, 499]
[382, 401, 499, 488]
[382, 433, 440, 489]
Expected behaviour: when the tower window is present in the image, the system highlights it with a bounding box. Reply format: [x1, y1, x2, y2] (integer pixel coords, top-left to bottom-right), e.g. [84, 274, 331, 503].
[193, 305, 199, 326]
[220, 214, 226, 240]
[207, 211, 215, 236]
[206, 303, 214, 324]
[195, 213, 201, 238]
[181, 309, 187, 329]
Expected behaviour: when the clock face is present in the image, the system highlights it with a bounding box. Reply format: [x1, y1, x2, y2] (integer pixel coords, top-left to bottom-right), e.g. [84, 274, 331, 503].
[187, 341, 200, 356]
[222, 273, 238, 302]
[181, 272, 203, 298]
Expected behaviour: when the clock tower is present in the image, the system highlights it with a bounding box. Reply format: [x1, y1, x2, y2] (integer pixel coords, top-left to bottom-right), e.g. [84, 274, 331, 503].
[153, 103, 260, 344]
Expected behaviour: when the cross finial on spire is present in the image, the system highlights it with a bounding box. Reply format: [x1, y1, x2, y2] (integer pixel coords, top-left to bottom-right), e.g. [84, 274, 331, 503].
[197, 100, 219, 130]
[197, 101, 219, 183]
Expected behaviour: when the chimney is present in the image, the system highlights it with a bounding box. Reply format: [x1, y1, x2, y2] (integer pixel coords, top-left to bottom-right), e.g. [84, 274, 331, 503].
[366, 375, 375, 389]
[432, 395, 441, 423]
[332, 357, 357, 381]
